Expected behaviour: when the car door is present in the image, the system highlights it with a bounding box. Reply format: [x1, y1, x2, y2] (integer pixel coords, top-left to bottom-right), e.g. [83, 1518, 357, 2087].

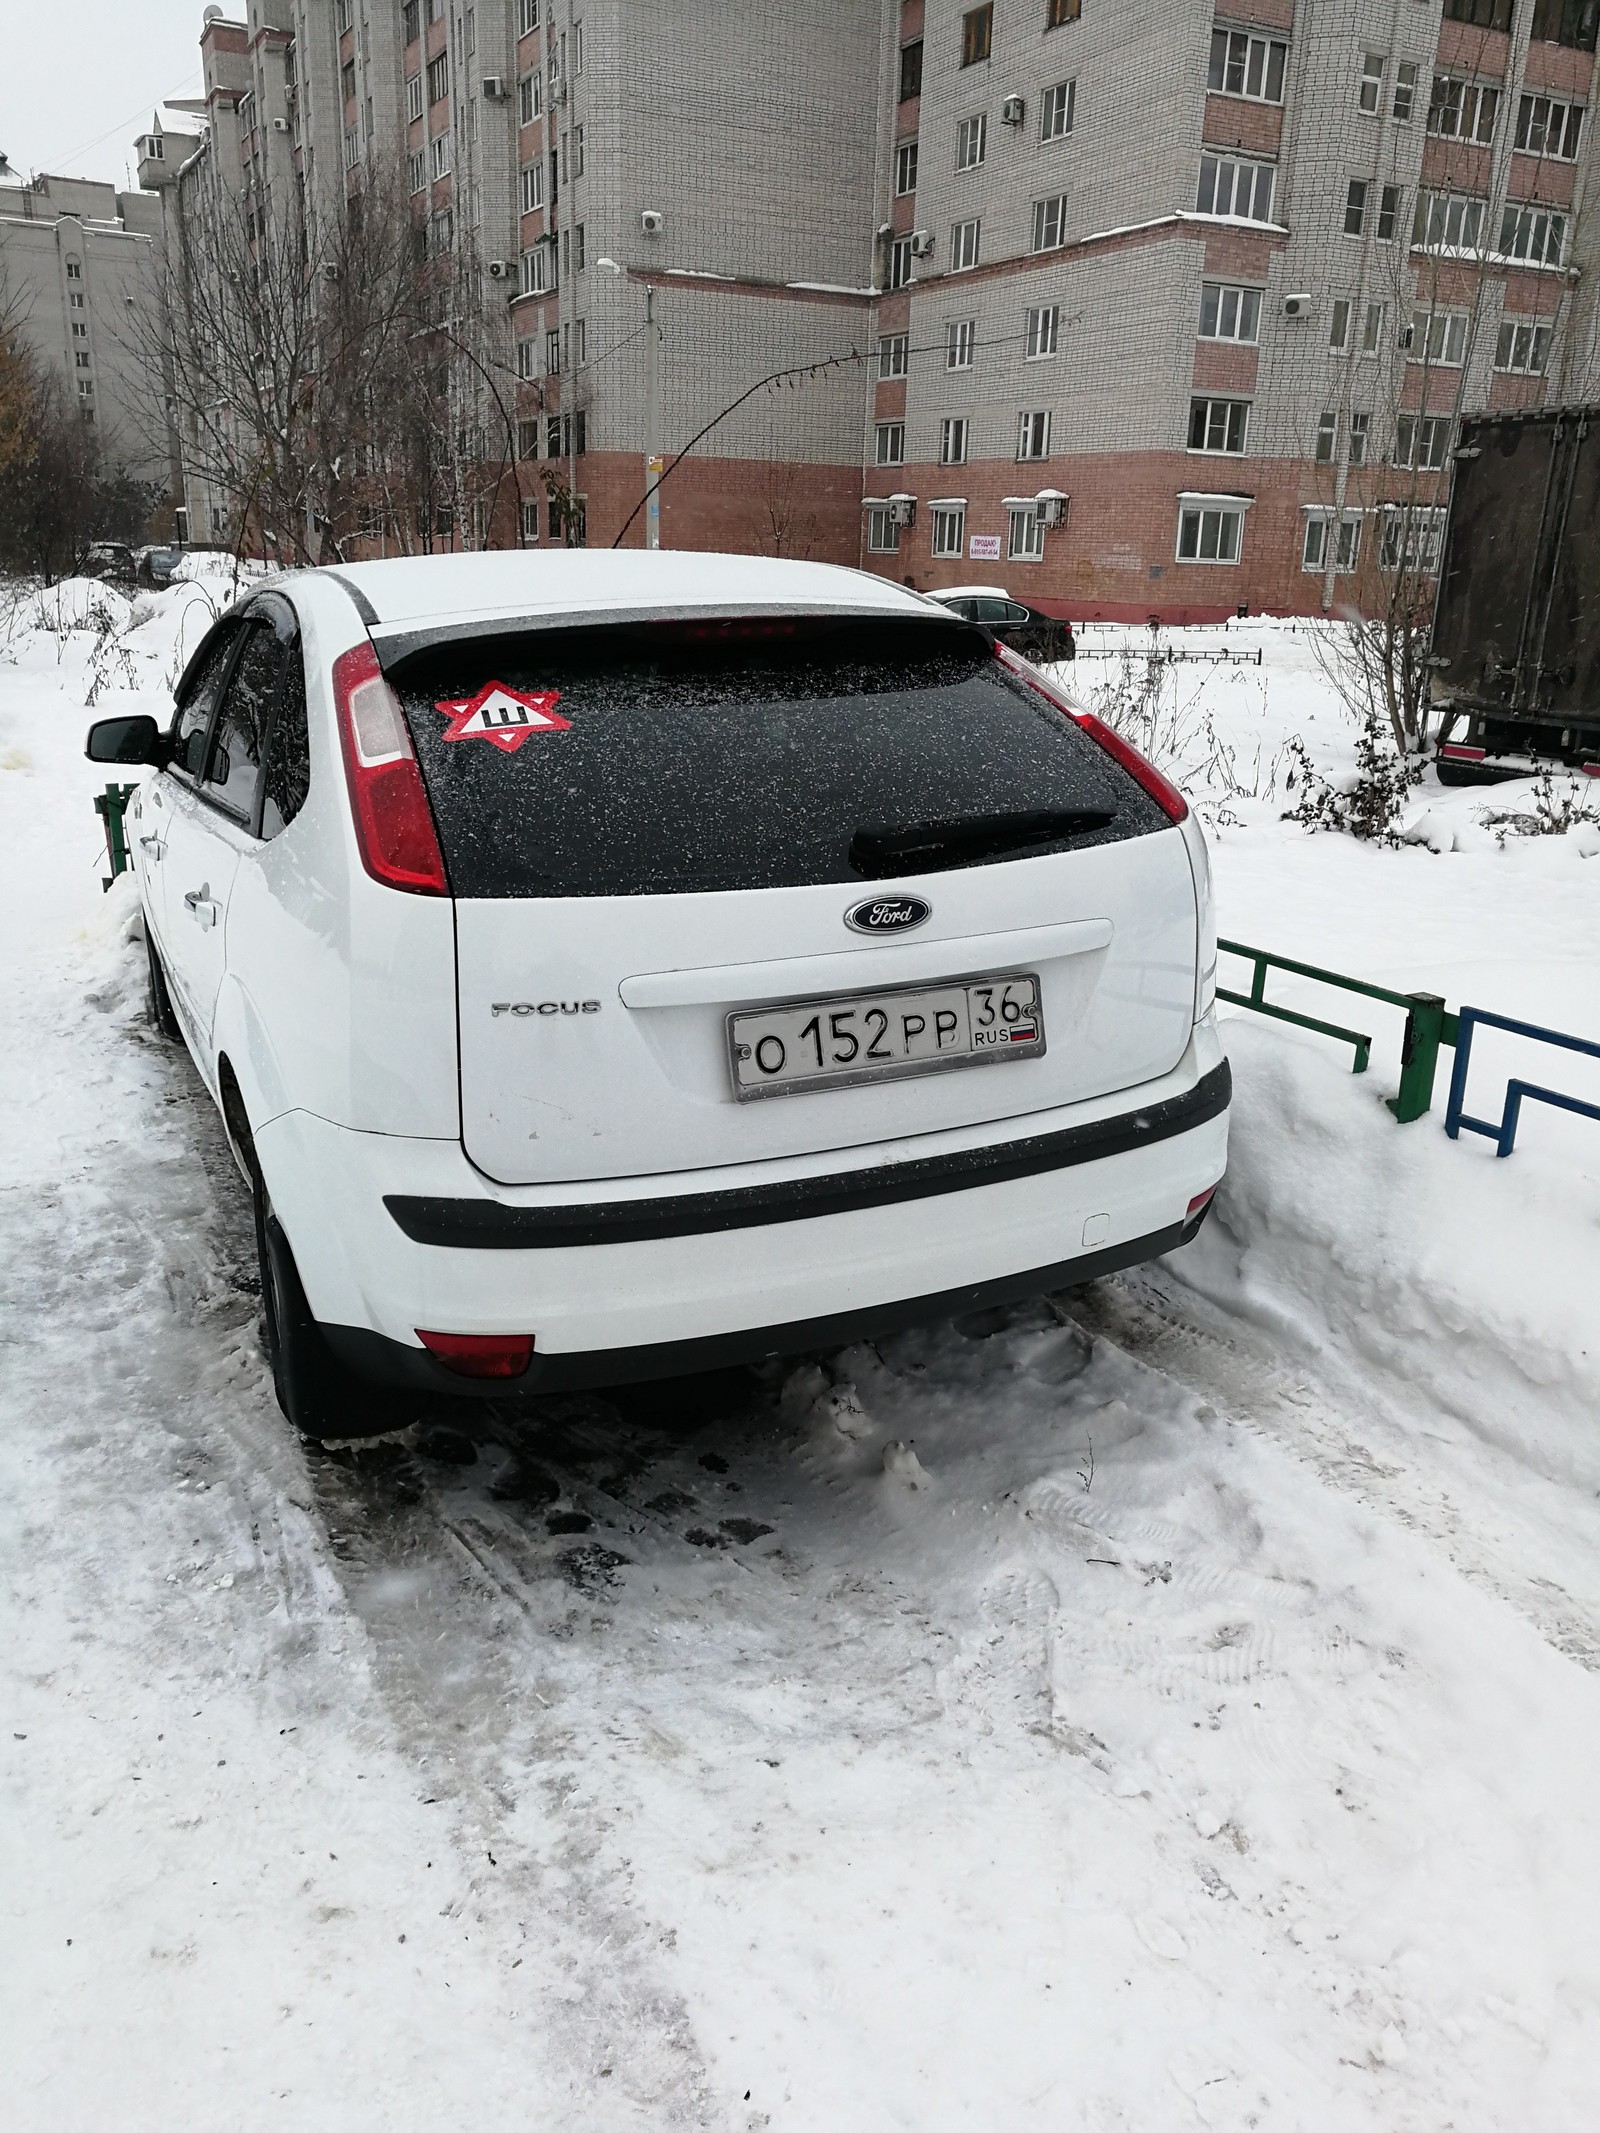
[160, 613, 289, 1057]
[138, 616, 243, 979]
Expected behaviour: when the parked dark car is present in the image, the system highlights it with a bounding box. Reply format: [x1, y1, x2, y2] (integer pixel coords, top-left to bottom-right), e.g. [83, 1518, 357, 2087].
[84, 542, 137, 586]
[928, 586, 1075, 663]
[136, 544, 187, 589]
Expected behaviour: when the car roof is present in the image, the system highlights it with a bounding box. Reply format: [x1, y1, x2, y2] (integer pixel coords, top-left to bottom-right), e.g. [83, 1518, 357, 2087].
[276, 550, 946, 657]
[930, 584, 1013, 602]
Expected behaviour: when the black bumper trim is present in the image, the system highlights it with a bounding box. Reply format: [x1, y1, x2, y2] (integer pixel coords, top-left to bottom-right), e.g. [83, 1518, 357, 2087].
[385, 1059, 1230, 1249]
[324, 1200, 1215, 1398]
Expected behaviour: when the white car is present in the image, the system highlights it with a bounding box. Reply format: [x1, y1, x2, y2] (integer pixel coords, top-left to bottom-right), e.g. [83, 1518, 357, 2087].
[87, 552, 1227, 1438]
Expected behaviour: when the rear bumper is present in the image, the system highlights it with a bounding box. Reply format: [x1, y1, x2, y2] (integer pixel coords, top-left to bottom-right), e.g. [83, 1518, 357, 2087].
[255, 1020, 1228, 1383]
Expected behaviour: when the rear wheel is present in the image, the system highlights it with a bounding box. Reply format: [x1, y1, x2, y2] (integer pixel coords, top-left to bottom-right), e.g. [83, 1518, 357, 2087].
[255, 1178, 401, 1442]
[144, 923, 181, 1039]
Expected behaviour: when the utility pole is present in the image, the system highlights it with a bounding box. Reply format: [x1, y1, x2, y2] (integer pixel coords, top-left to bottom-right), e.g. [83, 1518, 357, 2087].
[644, 283, 662, 549]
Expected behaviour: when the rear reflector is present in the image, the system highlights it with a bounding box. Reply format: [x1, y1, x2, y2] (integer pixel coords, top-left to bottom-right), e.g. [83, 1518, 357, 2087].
[1186, 1185, 1218, 1219]
[1584, 763, 1600, 778]
[1438, 744, 1487, 762]
[416, 1330, 534, 1379]
[993, 642, 1189, 823]
[333, 640, 449, 894]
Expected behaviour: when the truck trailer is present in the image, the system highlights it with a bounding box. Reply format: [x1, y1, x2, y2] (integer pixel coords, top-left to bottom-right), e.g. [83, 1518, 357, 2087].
[1431, 406, 1600, 785]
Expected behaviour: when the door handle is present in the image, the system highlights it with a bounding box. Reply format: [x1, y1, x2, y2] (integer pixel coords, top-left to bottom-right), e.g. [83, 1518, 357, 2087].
[183, 884, 219, 931]
[139, 834, 164, 859]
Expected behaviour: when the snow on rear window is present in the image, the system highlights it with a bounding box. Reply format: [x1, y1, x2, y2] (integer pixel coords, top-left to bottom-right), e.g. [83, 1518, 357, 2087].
[385, 618, 1164, 899]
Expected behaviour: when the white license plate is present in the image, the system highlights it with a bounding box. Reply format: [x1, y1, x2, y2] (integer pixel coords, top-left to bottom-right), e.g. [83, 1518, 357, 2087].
[728, 972, 1045, 1100]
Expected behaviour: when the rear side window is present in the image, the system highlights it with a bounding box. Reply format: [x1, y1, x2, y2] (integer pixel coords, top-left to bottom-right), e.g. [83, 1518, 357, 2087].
[261, 644, 310, 837]
[387, 619, 1167, 900]
[202, 622, 285, 821]
[170, 622, 239, 777]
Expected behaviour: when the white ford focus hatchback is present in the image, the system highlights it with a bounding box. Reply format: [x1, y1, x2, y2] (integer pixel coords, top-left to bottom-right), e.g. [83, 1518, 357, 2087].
[88, 552, 1228, 1438]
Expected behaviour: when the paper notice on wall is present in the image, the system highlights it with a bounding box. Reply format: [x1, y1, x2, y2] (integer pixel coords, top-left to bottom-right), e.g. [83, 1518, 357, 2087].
[968, 534, 1002, 560]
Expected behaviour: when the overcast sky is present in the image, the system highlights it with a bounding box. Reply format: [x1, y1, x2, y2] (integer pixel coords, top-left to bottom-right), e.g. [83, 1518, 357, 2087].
[1, 0, 207, 190]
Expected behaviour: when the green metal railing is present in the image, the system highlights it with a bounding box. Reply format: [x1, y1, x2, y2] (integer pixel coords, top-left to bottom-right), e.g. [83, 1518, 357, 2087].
[1217, 939, 1460, 1123]
[94, 782, 137, 893]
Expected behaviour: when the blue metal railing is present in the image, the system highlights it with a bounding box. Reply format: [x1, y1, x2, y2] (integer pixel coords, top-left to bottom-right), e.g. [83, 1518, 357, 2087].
[1444, 1007, 1600, 1157]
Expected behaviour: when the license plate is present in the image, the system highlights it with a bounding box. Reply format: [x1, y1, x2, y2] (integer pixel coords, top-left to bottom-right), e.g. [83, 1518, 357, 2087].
[728, 972, 1045, 1100]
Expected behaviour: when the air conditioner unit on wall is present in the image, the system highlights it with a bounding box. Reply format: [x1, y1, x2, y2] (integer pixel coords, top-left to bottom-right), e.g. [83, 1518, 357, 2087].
[1283, 292, 1314, 318]
[641, 208, 664, 234]
[1034, 489, 1069, 526]
[482, 75, 507, 99]
[1001, 94, 1025, 126]
[909, 229, 934, 257]
[486, 259, 511, 279]
[271, 117, 290, 133]
[887, 494, 916, 526]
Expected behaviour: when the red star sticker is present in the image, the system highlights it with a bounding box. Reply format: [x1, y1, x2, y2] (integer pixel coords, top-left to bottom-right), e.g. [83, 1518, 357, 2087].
[434, 680, 569, 753]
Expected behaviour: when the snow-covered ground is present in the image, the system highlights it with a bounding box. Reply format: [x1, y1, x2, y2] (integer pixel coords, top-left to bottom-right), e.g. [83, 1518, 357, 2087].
[3, 582, 1598, 2131]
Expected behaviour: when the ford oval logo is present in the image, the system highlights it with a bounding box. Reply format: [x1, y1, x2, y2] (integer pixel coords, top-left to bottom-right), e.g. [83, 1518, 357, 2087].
[845, 895, 932, 936]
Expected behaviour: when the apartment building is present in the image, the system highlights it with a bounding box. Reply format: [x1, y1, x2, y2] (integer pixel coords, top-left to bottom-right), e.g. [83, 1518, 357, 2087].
[871, 0, 1600, 617]
[151, 0, 1598, 614]
[0, 169, 177, 494]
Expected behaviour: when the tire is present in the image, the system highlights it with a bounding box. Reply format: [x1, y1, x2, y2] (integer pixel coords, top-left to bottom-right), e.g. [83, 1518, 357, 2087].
[255, 1177, 402, 1442]
[145, 924, 182, 1040]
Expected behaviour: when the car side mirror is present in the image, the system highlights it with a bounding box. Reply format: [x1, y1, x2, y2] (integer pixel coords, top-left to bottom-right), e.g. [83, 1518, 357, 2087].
[85, 713, 168, 767]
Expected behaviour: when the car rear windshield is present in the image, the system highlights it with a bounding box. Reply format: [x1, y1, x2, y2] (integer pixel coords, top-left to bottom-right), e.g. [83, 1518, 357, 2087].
[385, 617, 1168, 899]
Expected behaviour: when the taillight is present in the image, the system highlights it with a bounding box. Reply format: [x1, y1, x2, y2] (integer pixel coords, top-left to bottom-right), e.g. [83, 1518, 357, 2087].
[332, 640, 448, 894]
[994, 642, 1189, 824]
[1187, 1186, 1218, 1220]
[416, 1330, 534, 1379]
[1438, 743, 1487, 762]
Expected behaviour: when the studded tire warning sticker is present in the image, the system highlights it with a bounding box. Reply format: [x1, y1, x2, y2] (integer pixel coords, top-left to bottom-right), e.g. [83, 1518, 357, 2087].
[435, 681, 569, 752]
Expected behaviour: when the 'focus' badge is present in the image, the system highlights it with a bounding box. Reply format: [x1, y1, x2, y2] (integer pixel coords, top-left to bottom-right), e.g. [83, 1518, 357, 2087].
[844, 895, 932, 935]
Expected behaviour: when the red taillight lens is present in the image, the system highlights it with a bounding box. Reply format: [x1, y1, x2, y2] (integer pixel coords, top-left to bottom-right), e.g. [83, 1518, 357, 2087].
[332, 640, 449, 894]
[1186, 1185, 1218, 1220]
[416, 1330, 534, 1379]
[1438, 744, 1487, 762]
[994, 641, 1189, 824]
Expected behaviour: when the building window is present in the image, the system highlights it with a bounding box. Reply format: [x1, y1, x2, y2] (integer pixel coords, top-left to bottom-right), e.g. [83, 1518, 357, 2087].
[900, 39, 923, 101]
[1393, 62, 1419, 123]
[940, 416, 969, 465]
[1358, 54, 1384, 115]
[950, 217, 980, 271]
[946, 318, 976, 368]
[1444, 0, 1513, 22]
[408, 150, 426, 193]
[875, 421, 906, 466]
[1429, 75, 1499, 143]
[1046, 0, 1081, 25]
[75, 352, 91, 371]
[1030, 194, 1068, 251]
[896, 138, 919, 194]
[517, 339, 538, 380]
[521, 161, 543, 212]
[545, 416, 561, 456]
[1208, 28, 1288, 104]
[1026, 304, 1060, 358]
[571, 124, 583, 176]
[1330, 298, 1352, 351]
[1394, 413, 1453, 468]
[1314, 411, 1338, 463]
[341, 58, 357, 106]
[521, 245, 549, 293]
[344, 126, 360, 169]
[956, 114, 987, 170]
[1344, 179, 1368, 236]
[66, 261, 81, 281]
[888, 234, 914, 288]
[69, 292, 84, 311]
[404, 0, 421, 41]
[1303, 513, 1363, 572]
[430, 130, 452, 177]
[519, 71, 541, 122]
[1348, 412, 1371, 466]
[866, 504, 900, 554]
[1530, 0, 1599, 51]
[77, 378, 94, 400]
[1196, 155, 1275, 222]
[1377, 184, 1401, 241]
[1379, 506, 1445, 573]
[546, 328, 561, 372]
[71, 321, 88, 340]
[1517, 93, 1585, 158]
[427, 52, 448, 103]
[1177, 501, 1245, 563]
[961, 5, 993, 68]
[1495, 317, 1553, 373]
[1362, 301, 1386, 354]
[1200, 283, 1261, 343]
[1008, 506, 1045, 560]
[1189, 398, 1249, 454]
[518, 0, 539, 30]
[1041, 79, 1075, 140]
[1410, 307, 1469, 364]
[931, 503, 966, 557]
[879, 332, 909, 378]
[1412, 190, 1485, 251]
[1017, 410, 1051, 460]
[1499, 203, 1566, 264]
